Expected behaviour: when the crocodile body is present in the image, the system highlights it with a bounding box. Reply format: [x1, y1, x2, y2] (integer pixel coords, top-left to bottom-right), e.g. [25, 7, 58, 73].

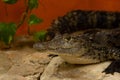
[34, 10, 120, 74]
[46, 10, 120, 40]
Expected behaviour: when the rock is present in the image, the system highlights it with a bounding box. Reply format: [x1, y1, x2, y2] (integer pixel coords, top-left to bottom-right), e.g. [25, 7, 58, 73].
[7, 63, 44, 76]
[40, 57, 64, 80]
[7, 51, 51, 80]
[0, 74, 27, 80]
[25, 73, 41, 80]
[41, 56, 120, 80]
[0, 48, 52, 80]
[100, 73, 120, 80]
[0, 52, 12, 75]
[21, 52, 51, 65]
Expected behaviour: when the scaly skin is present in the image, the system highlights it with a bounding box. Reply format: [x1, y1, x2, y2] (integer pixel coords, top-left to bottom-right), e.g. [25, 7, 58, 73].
[33, 29, 120, 64]
[46, 10, 120, 40]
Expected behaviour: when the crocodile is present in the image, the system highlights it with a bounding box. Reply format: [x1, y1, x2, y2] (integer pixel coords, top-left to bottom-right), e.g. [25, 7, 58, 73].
[33, 29, 120, 74]
[34, 10, 120, 74]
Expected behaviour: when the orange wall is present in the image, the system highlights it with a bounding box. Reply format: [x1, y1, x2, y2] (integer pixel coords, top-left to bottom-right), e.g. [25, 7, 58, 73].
[0, 0, 120, 35]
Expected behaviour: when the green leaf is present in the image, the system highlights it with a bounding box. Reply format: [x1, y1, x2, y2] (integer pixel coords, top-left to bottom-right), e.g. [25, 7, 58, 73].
[0, 22, 17, 45]
[28, 14, 43, 26]
[33, 31, 47, 41]
[2, 0, 18, 4]
[28, 0, 39, 10]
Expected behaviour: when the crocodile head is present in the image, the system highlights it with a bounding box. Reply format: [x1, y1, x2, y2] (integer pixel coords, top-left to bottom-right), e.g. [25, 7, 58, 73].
[33, 31, 104, 64]
[33, 33, 85, 55]
[33, 30, 101, 54]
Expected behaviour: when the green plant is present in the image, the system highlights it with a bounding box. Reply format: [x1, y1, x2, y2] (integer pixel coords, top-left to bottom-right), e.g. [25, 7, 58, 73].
[0, 0, 43, 45]
[28, 14, 43, 35]
[33, 31, 47, 42]
[0, 22, 16, 45]
[2, 0, 18, 4]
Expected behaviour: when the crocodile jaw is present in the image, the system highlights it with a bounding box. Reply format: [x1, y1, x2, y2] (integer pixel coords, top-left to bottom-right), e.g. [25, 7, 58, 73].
[60, 54, 100, 64]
